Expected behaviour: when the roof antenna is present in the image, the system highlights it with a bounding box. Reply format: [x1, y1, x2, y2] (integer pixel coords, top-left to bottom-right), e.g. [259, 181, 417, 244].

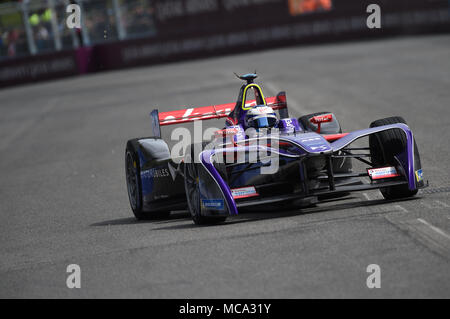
[234, 72, 258, 84]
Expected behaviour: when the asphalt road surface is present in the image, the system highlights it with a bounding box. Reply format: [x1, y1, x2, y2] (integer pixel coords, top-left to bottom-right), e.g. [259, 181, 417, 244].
[1, 35, 450, 298]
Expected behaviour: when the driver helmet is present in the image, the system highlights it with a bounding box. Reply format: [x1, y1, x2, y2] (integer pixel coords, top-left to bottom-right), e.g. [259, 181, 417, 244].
[245, 106, 278, 129]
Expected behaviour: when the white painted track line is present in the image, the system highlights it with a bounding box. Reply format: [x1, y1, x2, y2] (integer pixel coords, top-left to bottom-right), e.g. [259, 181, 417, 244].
[386, 216, 450, 260]
[394, 205, 409, 213]
[417, 218, 450, 241]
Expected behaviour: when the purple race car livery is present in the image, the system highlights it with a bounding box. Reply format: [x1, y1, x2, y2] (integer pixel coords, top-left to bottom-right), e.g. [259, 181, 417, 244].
[125, 74, 426, 225]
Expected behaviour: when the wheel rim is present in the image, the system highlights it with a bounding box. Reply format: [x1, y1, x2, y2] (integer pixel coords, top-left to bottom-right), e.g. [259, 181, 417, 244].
[126, 152, 139, 210]
[185, 161, 201, 217]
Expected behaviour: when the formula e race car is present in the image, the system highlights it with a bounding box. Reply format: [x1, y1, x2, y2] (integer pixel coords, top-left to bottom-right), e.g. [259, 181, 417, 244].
[125, 74, 426, 225]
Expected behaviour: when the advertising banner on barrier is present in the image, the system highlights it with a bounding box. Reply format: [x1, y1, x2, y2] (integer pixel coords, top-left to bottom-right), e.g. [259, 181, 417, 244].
[0, 51, 78, 87]
[0, 47, 94, 88]
[91, 0, 450, 70]
[0, 0, 448, 87]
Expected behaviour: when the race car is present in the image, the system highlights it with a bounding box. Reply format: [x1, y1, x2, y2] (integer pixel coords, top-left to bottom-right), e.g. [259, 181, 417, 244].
[125, 74, 426, 225]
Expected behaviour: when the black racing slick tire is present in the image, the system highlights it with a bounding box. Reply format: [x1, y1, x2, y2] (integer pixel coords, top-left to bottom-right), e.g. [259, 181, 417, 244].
[369, 116, 421, 200]
[125, 140, 170, 220]
[125, 142, 145, 220]
[184, 144, 227, 225]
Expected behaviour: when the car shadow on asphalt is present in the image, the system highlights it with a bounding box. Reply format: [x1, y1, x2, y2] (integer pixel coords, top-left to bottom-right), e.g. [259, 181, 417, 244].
[90, 211, 191, 227]
[90, 196, 420, 229]
[90, 197, 356, 227]
[150, 196, 421, 230]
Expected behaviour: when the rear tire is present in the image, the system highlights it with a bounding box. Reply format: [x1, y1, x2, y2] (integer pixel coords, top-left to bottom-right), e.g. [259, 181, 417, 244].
[369, 116, 421, 200]
[125, 141, 170, 220]
[125, 142, 145, 220]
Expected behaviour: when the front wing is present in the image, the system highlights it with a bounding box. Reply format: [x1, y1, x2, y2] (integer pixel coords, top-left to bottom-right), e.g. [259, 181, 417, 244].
[196, 123, 424, 216]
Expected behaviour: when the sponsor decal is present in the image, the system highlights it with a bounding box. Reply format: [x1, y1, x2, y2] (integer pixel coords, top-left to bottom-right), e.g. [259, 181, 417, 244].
[415, 169, 423, 182]
[244, 100, 257, 108]
[367, 166, 400, 180]
[231, 186, 258, 199]
[141, 168, 170, 178]
[310, 113, 333, 124]
[279, 118, 297, 133]
[249, 106, 272, 114]
[299, 136, 330, 152]
[214, 127, 240, 137]
[300, 137, 321, 143]
[310, 145, 328, 151]
[201, 199, 224, 210]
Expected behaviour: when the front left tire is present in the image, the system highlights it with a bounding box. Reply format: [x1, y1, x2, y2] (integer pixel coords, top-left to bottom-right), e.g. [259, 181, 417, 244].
[184, 145, 227, 225]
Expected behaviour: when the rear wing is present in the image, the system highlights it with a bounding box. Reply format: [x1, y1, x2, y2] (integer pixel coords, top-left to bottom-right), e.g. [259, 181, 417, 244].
[150, 92, 288, 137]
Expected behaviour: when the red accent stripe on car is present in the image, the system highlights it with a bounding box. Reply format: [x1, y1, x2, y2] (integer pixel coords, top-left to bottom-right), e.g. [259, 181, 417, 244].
[323, 133, 349, 141]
